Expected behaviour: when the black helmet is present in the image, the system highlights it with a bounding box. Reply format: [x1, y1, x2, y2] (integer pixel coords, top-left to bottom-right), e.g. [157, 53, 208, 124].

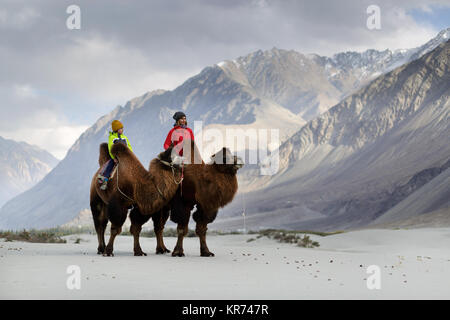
[173, 111, 186, 121]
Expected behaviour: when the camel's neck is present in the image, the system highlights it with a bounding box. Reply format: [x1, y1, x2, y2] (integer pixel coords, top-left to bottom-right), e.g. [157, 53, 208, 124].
[119, 156, 149, 182]
[131, 163, 166, 214]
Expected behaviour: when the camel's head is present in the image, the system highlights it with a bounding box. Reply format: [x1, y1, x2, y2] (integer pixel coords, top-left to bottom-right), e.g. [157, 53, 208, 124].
[210, 147, 244, 174]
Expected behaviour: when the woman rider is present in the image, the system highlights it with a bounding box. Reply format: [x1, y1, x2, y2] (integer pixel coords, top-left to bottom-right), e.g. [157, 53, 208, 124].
[164, 111, 194, 157]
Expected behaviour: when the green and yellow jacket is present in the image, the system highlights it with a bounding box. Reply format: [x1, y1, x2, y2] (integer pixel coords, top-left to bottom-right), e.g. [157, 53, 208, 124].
[108, 131, 133, 159]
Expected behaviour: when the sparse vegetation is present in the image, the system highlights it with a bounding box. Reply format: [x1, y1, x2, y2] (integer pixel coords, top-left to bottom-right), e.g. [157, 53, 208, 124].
[0, 229, 67, 243]
[0, 226, 97, 243]
[252, 229, 343, 248]
[257, 229, 343, 237]
[261, 230, 320, 248]
[0, 226, 341, 248]
[297, 235, 320, 248]
[212, 230, 243, 236]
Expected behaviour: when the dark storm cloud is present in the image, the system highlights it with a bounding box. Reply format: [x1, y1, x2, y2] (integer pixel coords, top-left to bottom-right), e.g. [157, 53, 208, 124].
[1, 0, 447, 73]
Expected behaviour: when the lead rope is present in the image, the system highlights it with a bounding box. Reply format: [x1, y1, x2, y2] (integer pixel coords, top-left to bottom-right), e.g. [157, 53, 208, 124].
[171, 163, 184, 185]
[180, 162, 184, 196]
[115, 162, 135, 203]
[160, 155, 184, 196]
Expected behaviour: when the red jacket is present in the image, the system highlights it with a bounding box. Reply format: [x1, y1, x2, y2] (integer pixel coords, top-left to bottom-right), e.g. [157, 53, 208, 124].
[164, 126, 194, 156]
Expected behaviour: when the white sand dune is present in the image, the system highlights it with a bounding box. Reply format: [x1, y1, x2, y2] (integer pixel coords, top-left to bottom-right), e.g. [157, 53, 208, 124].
[1, 228, 449, 299]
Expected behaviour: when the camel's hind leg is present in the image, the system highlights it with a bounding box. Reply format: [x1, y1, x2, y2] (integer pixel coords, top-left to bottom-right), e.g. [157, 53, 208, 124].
[104, 197, 128, 257]
[193, 206, 217, 257]
[91, 196, 108, 254]
[129, 206, 151, 256]
[152, 206, 171, 254]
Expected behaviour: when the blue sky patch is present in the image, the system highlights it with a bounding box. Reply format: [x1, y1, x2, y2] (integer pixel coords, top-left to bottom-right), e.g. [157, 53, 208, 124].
[408, 4, 450, 31]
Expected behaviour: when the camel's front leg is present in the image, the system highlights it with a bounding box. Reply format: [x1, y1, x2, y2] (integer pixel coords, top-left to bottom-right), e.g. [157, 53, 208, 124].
[105, 225, 122, 257]
[193, 207, 217, 257]
[172, 223, 189, 257]
[195, 222, 214, 257]
[169, 190, 192, 257]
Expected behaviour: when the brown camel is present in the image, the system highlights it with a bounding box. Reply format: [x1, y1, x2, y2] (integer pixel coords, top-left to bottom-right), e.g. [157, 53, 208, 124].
[89, 142, 181, 256]
[169, 143, 244, 257]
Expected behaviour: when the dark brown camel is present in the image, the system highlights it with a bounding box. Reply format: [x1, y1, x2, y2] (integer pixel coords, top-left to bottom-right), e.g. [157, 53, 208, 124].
[89, 142, 181, 256]
[169, 143, 244, 257]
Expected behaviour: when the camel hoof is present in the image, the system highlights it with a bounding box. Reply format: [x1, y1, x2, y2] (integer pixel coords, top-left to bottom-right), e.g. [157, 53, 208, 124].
[201, 251, 215, 257]
[156, 247, 171, 254]
[103, 247, 114, 256]
[172, 250, 185, 257]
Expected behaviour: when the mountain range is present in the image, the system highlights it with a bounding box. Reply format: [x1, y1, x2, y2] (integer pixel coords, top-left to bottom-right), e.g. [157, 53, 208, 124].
[216, 39, 450, 231]
[0, 28, 448, 230]
[217, 27, 449, 120]
[0, 136, 59, 208]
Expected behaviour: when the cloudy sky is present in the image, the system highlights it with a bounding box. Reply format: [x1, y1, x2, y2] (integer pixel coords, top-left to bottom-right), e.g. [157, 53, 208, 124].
[0, 0, 449, 159]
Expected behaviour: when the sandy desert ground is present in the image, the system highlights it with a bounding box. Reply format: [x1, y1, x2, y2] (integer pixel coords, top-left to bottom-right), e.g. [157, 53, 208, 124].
[1, 228, 449, 299]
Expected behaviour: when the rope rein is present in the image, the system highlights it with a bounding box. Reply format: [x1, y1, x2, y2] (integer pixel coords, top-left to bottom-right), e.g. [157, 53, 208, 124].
[171, 165, 184, 185]
[158, 154, 184, 185]
[115, 162, 135, 203]
[166, 158, 184, 196]
[155, 183, 166, 200]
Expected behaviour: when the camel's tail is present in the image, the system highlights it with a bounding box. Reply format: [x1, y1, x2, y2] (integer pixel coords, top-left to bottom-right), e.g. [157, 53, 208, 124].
[99, 143, 111, 166]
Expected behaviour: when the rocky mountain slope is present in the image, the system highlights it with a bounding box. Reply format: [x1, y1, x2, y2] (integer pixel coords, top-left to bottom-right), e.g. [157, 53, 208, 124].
[217, 39, 450, 231]
[370, 163, 450, 227]
[217, 27, 450, 121]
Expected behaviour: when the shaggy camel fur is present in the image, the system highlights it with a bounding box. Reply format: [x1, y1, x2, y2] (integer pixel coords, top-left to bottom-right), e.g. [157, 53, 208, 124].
[89, 143, 181, 256]
[170, 144, 244, 257]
